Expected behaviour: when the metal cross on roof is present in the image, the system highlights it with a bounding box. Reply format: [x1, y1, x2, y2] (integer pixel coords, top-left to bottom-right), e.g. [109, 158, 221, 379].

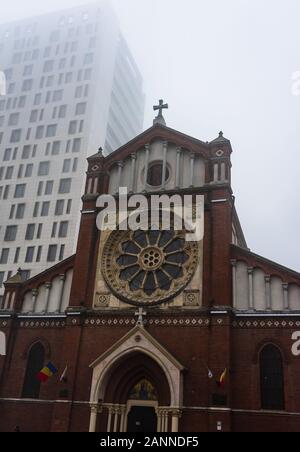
[153, 99, 168, 117]
[153, 99, 168, 126]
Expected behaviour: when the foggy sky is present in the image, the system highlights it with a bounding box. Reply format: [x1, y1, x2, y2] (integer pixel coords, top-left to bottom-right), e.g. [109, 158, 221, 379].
[1, 0, 300, 271]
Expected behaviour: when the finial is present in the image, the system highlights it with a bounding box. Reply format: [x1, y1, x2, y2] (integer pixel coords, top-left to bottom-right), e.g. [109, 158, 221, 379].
[153, 99, 168, 126]
[135, 307, 147, 327]
[219, 131, 224, 137]
[98, 147, 103, 157]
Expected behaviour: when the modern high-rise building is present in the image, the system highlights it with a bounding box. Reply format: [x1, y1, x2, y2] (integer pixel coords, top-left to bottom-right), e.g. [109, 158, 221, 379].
[0, 2, 145, 302]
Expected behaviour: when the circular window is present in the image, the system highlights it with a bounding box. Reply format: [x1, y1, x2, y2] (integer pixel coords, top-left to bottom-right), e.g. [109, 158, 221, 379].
[101, 229, 199, 306]
[147, 163, 170, 187]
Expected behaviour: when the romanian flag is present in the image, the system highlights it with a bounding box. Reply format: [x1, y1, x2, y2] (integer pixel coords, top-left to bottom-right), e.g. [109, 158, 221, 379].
[37, 362, 58, 383]
[217, 369, 227, 387]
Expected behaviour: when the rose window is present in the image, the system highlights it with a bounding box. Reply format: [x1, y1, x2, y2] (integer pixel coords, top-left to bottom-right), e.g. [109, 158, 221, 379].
[102, 229, 199, 306]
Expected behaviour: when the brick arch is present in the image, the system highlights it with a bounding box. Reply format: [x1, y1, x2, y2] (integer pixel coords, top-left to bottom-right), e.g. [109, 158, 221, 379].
[252, 339, 290, 365]
[22, 337, 51, 360]
[103, 352, 171, 406]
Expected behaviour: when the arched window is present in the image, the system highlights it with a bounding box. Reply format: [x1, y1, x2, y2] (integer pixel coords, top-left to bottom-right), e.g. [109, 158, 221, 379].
[22, 342, 45, 399]
[260, 344, 285, 411]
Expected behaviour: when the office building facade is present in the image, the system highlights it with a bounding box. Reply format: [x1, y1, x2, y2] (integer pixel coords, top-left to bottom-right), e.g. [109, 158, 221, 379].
[0, 2, 145, 302]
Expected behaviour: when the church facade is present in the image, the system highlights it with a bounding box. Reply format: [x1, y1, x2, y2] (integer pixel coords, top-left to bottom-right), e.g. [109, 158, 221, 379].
[0, 118, 300, 432]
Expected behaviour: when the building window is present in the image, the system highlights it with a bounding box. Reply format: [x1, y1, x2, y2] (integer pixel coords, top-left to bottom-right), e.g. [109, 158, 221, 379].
[16, 203, 25, 219]
[14, 184, 26, 198]
[72, 138, 81, 153]
[43, 60, 54, 72]
[22, 79, 33, 92]
[3, 148, 12, 161]
[8, 113, 19, 126]
[35, 125, 44, 139]
[22, 145, 31, 159]
[41, 201, 50, 217]
[25, 224, 35, 240]
[36, 246, 42, 262]
[0, 249, 9, 264]
[5, 166, 14, 179]
[10, 129, 22, 143]
[53, 90, 63, 102]
[46, 124, 57, 138]
[34, 93, 42, 106]
[4, 225, 18, 241]
[84, 68, 92, 80]
[65, 72, 72, 83]
[59, 178, 71, 194]
[59, 245, 65, 261]
[75, 102, 86, 115]
[45, 181, 53, 195]
[24, 164, 33, 178]
[51, 222, 57, 238]
[38, 161, 50, 176]
[260, 344, 285, 411]
[30, 110, 38, 123]
[84, 52, 94, 65]
[22, 342, 45, 399]
[55, 200, 64, 215]
[14, 248, 20, 264]
[68, 120, 77, 134]
[62, 159, 71, 173]
[59, 221, 68, 238]
[52, 141, 60, 155]
[25, 247, 35, 263]
[23, 64, 33, 76]
[36, 224, 43, 239]
[58, 105, 67, 118]
[47, 244, 57, 262]
[33, 201, 40, 217]
[0, 272, 5, 287]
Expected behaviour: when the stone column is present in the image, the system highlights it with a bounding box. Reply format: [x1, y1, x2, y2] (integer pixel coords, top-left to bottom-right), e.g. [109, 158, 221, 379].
[248, 267, 254, 310]
[31, 289, 38, 313]
[220, 162, 226, 181]
[144, 144, 150, 190]
[213, 163, 219, 182]
[89, 403, 98, 433]
[231, 260, 237, 309]
[57, 274, 66, 313]
[119, 405, 126, 432]
[8, 292, 15, 311]
[283, 283, 290, 311]
[161, 141, 168, 190]
[130, 153, 137, 193]
[113, 406, 120, 432]
[265, 275, 271, 310]
[162, 410, 169, 432]
[175, 147, 181, 189]
[116, 162, 124, 193]
[107, 405, 113, 432]
[171, 409, 182, 433]
[156, 408, 162, 432]
[44, 282, 52, 313]
[189, 153, 195, 188]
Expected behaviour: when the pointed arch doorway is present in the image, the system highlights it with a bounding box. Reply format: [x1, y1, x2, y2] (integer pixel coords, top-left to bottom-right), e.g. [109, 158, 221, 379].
[89, 326, 184, 433]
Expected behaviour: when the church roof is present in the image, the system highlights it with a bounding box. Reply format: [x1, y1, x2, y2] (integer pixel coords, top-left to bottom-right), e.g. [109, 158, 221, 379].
[5, 271, 23, 285]
[210, 131, 231, 145]
[89, 123, 232, 166]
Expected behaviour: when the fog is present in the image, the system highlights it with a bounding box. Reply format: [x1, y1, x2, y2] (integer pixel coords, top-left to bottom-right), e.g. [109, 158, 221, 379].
[1, 0, 300, 271]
